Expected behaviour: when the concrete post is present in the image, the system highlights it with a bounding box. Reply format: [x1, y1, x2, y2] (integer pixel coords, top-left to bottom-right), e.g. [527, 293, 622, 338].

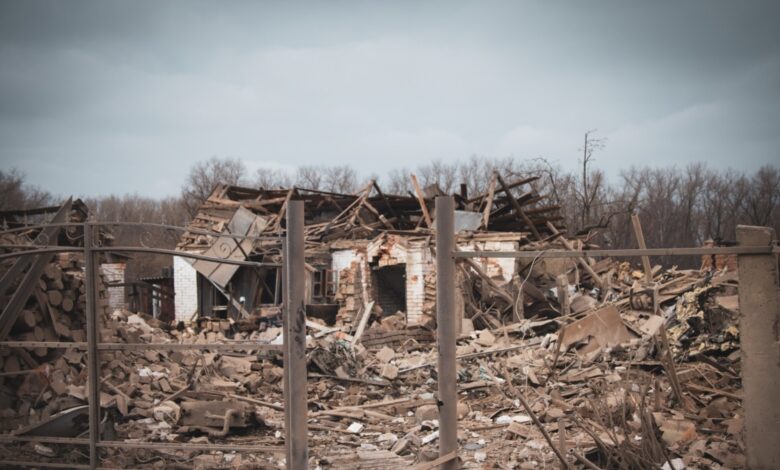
[435, 196, 458, 469]
[736, 225, 780, 469]
[284, 201, 308, 469]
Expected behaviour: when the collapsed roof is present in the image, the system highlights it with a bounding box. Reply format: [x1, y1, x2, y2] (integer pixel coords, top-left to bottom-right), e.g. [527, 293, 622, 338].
[176, 173, 565, 255]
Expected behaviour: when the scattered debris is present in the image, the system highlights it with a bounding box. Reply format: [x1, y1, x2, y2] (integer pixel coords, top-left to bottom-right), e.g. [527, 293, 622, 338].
[0, 186, 752, 469]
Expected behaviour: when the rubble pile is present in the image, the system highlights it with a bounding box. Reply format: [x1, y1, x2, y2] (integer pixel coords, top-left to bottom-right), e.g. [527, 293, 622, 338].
[0, 251, 747, 468]
[301, 263, 744, 469]
[1, 281, 288, 467]
[0, 184, 750, 468]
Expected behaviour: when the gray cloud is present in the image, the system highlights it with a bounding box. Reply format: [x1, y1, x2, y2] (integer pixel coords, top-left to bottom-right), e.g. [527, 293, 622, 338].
[1, 0, 778, 197]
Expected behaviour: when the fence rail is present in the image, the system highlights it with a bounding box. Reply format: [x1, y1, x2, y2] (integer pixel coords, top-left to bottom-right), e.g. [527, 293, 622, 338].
[455, 245, 777, 259]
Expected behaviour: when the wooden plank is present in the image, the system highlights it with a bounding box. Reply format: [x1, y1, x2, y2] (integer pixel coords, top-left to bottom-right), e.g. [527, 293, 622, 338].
[410, 174, 432, 228]
[495, 173, 542, 240]
[351, 300, 376, 345]
[631, 213, 653, 283]
[372, 179, 401, 222]
[467, 175, 540, 204]
[481, 173, 497, 230]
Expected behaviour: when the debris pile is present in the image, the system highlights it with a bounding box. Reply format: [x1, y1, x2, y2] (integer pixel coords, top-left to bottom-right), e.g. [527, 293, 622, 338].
[303, 264, 745, 469]
[0, 185, 751, 469]
[0, 252, 747, 468]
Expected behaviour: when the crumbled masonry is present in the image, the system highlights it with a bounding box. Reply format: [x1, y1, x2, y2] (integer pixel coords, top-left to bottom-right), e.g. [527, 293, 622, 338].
[0, 179, 756, 468]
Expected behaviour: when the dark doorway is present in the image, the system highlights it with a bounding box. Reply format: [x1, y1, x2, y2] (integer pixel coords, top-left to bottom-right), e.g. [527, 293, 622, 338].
[373, 264, 406, 315]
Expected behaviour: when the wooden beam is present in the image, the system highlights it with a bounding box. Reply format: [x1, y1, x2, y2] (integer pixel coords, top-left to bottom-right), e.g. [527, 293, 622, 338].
[371, 180, 401, 222]
[467, 175, 540, 204]
[350, 300, 375, 345]
[410, 174, 432, 228]
[481, 173, 497, 230]
[630, 212, 653, 284]
[495, 173, 542, 240]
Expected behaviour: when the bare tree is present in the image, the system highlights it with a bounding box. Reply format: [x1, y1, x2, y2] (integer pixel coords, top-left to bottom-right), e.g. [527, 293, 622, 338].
[254, 167, 293, 189]
[384, 167, 412, 195]
[742, 165, 780, 227]
[295, 165, 324, 190]
[418, 160, 457, 193]
[575, 130, 607, 230]
[0, 168, 53, 211]
[322, 165, 358, 193]
[181, 157, 247, 215]
[84, 193, 190, 282]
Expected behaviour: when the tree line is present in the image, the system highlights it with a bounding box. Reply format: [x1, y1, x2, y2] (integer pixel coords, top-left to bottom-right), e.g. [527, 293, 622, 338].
[3, 145, 779, 272]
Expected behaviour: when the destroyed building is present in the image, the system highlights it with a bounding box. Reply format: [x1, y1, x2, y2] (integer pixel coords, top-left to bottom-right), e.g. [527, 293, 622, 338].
[0, 175, 777, 469]
[172, 175, 563, 329]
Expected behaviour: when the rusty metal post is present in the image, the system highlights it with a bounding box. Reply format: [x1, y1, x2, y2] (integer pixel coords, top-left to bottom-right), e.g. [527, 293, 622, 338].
[84, 223, 100, 469]
[284, 201, 308, 469]
[736, 225, 780, 469]
[435, 196, 458, 469]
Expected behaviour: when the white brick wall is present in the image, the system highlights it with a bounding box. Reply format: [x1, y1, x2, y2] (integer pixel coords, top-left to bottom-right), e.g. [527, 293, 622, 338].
[405, 241, 431, 325]
[100, 263, 126, 311]
[174, 255, 199, 322]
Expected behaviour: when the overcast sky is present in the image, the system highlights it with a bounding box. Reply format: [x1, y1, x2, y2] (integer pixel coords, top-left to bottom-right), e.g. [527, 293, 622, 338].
[1, 1, 778, 198]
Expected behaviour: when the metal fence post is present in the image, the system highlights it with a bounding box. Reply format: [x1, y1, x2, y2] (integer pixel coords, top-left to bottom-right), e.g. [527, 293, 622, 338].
[736, 225, 780, 469]
[84, 222, 100, 469]
[435, 196, 458, 468]
[284, 201, 308, 468]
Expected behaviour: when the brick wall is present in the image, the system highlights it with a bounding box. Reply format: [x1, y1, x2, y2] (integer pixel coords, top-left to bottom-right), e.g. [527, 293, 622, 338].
[332, 249, 370, 323]
[405, 240, 431, 325]
[174, 255, 199, 322]
[100, 263, 126, 312]
[332, 237, 519, 326]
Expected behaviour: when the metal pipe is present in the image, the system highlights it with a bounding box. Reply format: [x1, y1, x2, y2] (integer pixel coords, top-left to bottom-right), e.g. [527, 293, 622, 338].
[0, 434, 281, 453]
[3, 244, 770, 263]
[0, 460, 91, 469]
[84, 223, 100, 469]
[284, 200, 308, 469]
[453, 245, 773, 259]
[435, 196, 458, 469]
[0, 220, 280, 241]
[0, 246, 280, 266]
[0, 341, 283, 351]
